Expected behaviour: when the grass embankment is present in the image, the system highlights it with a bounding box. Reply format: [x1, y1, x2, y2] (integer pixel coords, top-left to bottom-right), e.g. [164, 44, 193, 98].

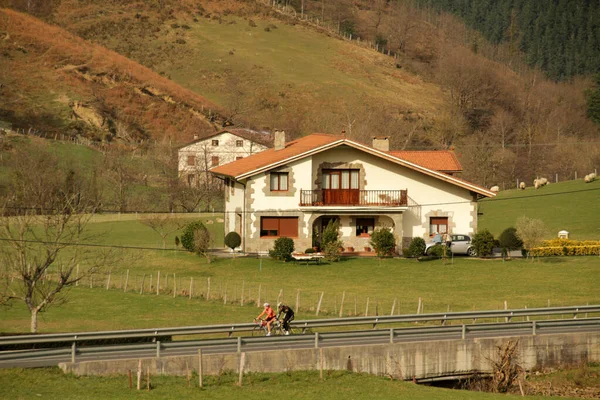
[478, 179, 600, 240]
[1, 256, 598, 333]
[0, 368, 582, 400]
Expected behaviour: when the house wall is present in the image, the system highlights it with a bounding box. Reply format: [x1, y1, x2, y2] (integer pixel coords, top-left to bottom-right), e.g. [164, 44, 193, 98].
[311, 147, 477, 243]
[178, 132, 269, 176]
[235, 145, 478, 253]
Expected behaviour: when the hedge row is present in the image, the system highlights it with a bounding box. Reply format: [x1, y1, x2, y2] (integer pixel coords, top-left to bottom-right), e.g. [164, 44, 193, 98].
[529, 245, 600, 257]
[540, 238, 600, 247]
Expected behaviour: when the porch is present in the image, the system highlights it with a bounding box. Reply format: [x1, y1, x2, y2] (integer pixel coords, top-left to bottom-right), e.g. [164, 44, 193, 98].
[299, 189, 408, 207]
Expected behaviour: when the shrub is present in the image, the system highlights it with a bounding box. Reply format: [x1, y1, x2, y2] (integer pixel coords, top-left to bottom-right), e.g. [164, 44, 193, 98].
[427, 244, 444, 258]
[224, 231, 241, 251]
[370, 228, 396, 257]
[321, 220, 343, 262]
[472, 229, 495, 257]
[269, 237, 294, 261]
[181, 221, 207, 252]
[323, 241, 342, 262]
[407, 237, 426, 258]
[516, 216, 546, 256]
[498, 227, 522, 257]
[305, 248, 315, 254]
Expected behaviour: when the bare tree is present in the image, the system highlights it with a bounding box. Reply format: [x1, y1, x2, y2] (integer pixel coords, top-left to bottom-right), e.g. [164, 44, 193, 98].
[0, 148, 114, 332]
[103, 147, 138, 212]
[139, 214, 186, 249]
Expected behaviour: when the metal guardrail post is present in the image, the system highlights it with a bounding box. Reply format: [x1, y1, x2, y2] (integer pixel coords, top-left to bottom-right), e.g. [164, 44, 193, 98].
[71, 342, 76, 363]
[237, 337, 242, 353]
[156, 341, 161, 358]
[532, 321, 537, 336]
[461, 324, 466, 340]
[314, 332, 319, 348]
[389, 328, 394, 344]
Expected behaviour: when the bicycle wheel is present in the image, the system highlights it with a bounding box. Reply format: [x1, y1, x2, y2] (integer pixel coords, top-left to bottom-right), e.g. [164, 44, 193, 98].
[271, 320, 284, 336]
[252, 324, 266, 337]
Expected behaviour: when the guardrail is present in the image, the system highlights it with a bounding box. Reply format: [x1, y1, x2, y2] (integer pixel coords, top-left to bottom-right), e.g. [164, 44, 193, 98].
[1, 318, 599, 364]
[1, 305, 598, 347]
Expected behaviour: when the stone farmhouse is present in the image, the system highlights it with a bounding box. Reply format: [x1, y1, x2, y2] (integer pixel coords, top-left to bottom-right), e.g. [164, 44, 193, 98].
[178, 128, 273, 186]
[210, 131, 496, 253]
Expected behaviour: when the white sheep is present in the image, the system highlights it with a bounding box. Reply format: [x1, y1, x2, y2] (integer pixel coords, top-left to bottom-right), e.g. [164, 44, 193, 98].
[533, 177, 548, 189]
[584, 172, 596, 183]
[490, 185, 499, 193]
[519, 181, 526, 190]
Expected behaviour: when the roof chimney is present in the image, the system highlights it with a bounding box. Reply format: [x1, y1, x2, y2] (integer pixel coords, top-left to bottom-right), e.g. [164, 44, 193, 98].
[274, 130, 286, 150]
[372, 136, 389, 152]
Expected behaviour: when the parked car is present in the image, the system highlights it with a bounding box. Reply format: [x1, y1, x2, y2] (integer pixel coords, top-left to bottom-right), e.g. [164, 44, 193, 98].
[425, 234, 477, 257]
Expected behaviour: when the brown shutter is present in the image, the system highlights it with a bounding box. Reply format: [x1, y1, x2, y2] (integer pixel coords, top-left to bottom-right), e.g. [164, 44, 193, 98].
[261, 217, 279, 231]
[279, 217, 298, 237]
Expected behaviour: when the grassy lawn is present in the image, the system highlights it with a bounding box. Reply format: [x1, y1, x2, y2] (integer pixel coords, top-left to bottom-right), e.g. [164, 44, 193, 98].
[1, 256, 598, 333]
[0, 368, 582, 400]
[478, 179, 600, 240]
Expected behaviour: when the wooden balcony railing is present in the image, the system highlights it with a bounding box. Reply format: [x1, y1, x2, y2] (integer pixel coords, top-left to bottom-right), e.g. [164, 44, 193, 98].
[299, 189, 408, 207]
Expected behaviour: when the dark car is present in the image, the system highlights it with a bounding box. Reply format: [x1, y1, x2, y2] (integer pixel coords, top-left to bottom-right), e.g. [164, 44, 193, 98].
[425, 234, 477, 257]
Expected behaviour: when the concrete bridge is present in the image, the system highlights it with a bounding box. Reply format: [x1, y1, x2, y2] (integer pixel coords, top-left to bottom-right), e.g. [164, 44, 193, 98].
[60, 331, 600, 381]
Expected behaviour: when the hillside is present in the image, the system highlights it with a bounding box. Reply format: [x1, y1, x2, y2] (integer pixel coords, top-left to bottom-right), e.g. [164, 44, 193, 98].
[0, 8, 224, 143]
[478, 179, 600, 240]
[0, 1, 599, 189]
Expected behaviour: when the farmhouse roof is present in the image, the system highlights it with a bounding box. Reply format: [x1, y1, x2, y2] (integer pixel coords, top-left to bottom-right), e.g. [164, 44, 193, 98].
[180, 128, 273, 149]
[211, 133, 494, 197]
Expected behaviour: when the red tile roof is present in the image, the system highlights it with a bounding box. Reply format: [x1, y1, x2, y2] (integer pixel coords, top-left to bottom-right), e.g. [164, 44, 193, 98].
[211, 133, 494, 197]
[388, 151, 462, 172]
[211, 133, 343, 178]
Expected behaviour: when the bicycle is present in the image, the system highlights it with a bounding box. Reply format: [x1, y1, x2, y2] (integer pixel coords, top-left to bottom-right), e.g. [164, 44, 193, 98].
[252, 318, 284, 336]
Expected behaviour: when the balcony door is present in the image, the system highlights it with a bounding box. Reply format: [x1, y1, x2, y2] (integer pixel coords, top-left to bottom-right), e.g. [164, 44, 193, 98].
[322, 169, 359, 205]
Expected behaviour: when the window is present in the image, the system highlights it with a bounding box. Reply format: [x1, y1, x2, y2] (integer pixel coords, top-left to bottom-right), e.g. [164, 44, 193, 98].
[236, 156, 244, 160]
[430, 217, 448, 236]
[187, 155, 196, 166]
[356, 218, 374, 236]
[211, 156, 219, 167]
[211, 139, 219, 146]
[270, 172, 289, 191]
[322, 169, 359, 189]
[236, 140, 244, 147]
[260, 217, 298, 237]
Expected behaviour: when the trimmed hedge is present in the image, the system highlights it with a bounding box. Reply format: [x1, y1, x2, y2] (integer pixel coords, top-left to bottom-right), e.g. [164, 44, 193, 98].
[529, 238, 600, 256]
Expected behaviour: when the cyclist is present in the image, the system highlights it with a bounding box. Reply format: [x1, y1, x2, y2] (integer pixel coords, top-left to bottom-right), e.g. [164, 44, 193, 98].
[255, 302, 276, 336]
[276, 302, 295, 335]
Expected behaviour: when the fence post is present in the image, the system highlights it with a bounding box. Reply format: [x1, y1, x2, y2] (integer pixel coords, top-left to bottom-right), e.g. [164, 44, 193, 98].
[156, 341, 161, 358]
[237, 336, 242, 353]
[461, 324, 466, 340]
[389, 328, 394, 344]
[316, 292, 324, 316]
[71, 341, 76, 363]
[198, 349, 203, 388]
[532, 320, 537, 336]
[314, 332, 320, 348]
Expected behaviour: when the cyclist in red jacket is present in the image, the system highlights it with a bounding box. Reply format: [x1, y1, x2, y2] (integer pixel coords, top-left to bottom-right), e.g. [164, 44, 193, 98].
[255, 302, 276, 336]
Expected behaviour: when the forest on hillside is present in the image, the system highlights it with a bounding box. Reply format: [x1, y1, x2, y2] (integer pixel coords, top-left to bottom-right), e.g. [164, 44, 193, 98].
[415, 0, 600, 81]
[0, 0, 599, 190]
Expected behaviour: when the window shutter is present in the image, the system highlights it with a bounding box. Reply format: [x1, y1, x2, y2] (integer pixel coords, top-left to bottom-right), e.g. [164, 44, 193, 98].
[261, 217, 279, 231]
[279, 217, 298, 237]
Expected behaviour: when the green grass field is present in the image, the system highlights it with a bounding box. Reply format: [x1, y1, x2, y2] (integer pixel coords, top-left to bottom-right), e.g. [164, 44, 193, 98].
[0, 368, 584, 400]
[1, 256, 598, 333]
[478, 179, 600, 239]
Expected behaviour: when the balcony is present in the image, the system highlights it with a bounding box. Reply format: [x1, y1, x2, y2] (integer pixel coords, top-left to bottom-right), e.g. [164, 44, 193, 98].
[299, 189, 408, 207]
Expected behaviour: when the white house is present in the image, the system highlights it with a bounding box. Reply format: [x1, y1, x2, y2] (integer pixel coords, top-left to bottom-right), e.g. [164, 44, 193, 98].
[178, 128, 273, 186]
[211, 132, 495, 253]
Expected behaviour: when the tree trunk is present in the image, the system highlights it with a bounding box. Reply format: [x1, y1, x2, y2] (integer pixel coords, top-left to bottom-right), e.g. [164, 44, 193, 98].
[30, 308, 38, 333]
